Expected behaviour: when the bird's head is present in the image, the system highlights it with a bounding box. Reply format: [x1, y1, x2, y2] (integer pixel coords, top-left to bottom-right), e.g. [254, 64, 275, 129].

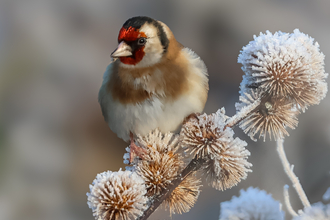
[111, 16, 170, 68]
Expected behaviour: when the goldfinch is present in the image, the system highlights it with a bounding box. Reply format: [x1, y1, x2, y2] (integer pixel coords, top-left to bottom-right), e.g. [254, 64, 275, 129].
[99, 16, 209, 160]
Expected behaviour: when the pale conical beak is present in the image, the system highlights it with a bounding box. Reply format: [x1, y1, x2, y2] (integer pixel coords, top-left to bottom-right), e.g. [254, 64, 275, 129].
[111, 41, 132, 58]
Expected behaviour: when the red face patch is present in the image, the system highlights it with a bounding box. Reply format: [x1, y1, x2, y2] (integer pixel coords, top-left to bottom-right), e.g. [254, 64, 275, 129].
[119, 49, 144, 65]
[118, 27, 140, 42]
[117, 27, 147, 65]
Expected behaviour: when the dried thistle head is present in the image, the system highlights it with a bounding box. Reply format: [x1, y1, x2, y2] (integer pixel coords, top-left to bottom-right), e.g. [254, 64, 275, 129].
[203, 137, 252, 191]
[124, 129, 181, 166]
[134, 129, 184, 197]
[236, 89, 299, 141]
[238, 29, 328, 112]
[292, 202, 330, 220]
[134, 129, 202, 216]
[180, 109, 232, 159]
[87, 170, 148, 220]
[163, 173, 201, 215]
[136, 129, 181, 156]
[220, 187, 285, 220]
[137, 152, 182, 196]
[180, 109, 252, 190]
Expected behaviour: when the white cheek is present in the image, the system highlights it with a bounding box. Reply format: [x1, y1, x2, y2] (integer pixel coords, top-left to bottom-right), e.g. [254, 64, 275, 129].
[134, 38, 163, 67]
[119, 42, 163, 69]
[138, 51, 162, 67]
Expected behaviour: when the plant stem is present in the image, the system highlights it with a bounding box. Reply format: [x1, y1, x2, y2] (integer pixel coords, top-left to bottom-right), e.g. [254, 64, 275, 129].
[137, 156, 206, 220]
[225, 97, 261, 129]
[283, 185, 298, 217]
[276, 138, 311, 208]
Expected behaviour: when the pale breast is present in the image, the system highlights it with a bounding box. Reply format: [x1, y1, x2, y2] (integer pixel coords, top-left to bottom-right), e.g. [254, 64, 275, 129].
[98, 47, 208, 141]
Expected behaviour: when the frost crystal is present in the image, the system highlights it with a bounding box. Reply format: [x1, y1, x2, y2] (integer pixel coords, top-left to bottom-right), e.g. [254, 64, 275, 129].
[293, 202, 330, 220]
[323, 187, 330, 201]
[87, 170, 148, 220]
[181, 108, 252, 191]
[123, 147, 130, 165]
[238, 29, 328, 112]
[219, 187, 284, 220]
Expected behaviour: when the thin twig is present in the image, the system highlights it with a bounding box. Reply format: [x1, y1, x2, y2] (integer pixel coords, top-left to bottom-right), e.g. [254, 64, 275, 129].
[137, 156, 206, 220]
[225, 97, 261, 129]
[283, 185, 298, 217]
[276, 138, 311, 208]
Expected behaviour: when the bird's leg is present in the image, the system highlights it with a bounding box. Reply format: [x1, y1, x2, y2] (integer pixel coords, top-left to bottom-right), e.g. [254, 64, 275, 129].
[129, 132, 148, 163]
[183, 112, 200, 124]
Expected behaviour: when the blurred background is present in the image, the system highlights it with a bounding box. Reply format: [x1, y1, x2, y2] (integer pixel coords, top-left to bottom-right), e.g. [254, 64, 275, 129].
[1, 0, 330, 219]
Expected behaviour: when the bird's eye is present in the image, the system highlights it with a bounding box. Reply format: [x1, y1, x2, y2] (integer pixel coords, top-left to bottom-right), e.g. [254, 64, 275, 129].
[137, 38, 146, 45]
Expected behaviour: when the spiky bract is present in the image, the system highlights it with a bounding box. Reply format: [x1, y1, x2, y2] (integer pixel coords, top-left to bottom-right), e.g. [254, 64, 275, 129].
[87, 170, 148, 220]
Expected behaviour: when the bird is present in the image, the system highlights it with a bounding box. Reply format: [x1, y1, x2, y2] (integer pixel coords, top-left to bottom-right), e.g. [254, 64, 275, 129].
[98, 16, 209, 161]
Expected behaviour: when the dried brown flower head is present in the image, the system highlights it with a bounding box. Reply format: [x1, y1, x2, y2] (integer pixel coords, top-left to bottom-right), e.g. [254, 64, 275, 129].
[134, 129, 183, 196]
[220, 187, 285, 220]
[236, 89, 299, 141]
[164, 173, 201, 215]
[180, 109, 252, 190]
[87, 170, 148, 220]
[203, 137, 252, 190]
[238, 29, 328, 112]
[292, 202, 330, 220]
[180, 109, 231, 159]
[133, 129, 202, 215]
[136, 129, 181, 156]
[137, 152, 182, 196]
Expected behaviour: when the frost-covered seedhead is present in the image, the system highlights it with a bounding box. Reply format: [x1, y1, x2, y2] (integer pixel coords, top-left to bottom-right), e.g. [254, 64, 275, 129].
[181, 109, 252, 190]
[164, 173, 201, 215]
[136, 152, 182, 196]
[136, 129, 180, 156]
[236, 89, 299, 141]
[133, 129, 202, 215]
[124, 129, 181, 166]
[134, 129, 184, 197]
[180, 109, 232, 159]
[203, 137, 252, 191]
[219, 187, 284, 220]
[293, 202, 330, 220]
[87, 170, 148, 220]
[238, 29, 328, 112]
[123, 129, 180, 165]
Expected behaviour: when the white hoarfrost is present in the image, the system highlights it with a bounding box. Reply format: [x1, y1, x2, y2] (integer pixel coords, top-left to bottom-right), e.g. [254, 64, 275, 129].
[87, 170, 148, 220]
[235, 29, 328, 141]
[323, 187, 330, 202]
[238, 29, 328, 111]
[135, 128, 180, 155]
[219, 187, 284, 220]
[293, 203, 330, 220]
[181, 108, 252, 191]
[181, 108, 232, 158]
